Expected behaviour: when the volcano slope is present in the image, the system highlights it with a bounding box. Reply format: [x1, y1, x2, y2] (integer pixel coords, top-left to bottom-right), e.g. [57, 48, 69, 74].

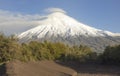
[18, 12, 120, 52]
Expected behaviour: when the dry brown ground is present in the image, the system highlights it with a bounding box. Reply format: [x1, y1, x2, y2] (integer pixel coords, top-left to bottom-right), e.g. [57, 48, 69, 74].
[0, 60, 120, 76]
[5, 60, 77, 76]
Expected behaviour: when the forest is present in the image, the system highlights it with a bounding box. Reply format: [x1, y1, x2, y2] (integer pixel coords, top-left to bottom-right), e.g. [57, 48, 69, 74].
[0, 33, 120, 65]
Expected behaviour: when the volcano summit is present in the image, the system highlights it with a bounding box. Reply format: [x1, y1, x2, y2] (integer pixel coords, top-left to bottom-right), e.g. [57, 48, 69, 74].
[18, 11, 120, 52]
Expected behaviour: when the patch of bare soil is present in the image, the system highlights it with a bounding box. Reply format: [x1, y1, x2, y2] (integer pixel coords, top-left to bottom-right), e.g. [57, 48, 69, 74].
[1, 60, 120, 76]
[5, 60, 77, 76]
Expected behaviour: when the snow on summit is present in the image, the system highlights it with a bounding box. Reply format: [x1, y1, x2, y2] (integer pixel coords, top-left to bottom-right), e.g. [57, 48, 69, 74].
[18, 8, 120, 52]
[18, 8, 120, 40]
[19, 9, 119, 38]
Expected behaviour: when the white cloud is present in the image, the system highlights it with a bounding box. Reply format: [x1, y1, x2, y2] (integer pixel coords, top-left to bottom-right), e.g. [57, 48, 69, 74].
[45, 8, 67, 14]
[0, 10, 42, 35]
[0, 8, 67, 35]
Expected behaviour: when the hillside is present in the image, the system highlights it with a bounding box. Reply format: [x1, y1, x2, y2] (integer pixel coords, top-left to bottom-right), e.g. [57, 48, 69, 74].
[3, 60, 77, 76]
[0, 60, 120, 76]
[18, 12, 120, 52]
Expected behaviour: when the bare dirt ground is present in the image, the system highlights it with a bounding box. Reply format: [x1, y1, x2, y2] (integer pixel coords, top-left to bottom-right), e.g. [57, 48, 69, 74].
[5, 60, 77, 76]
[0, 60, 120, 76]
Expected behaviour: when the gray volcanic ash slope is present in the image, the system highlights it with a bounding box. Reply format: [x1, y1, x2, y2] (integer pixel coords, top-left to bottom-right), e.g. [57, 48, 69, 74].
[18, 12, 120, 52]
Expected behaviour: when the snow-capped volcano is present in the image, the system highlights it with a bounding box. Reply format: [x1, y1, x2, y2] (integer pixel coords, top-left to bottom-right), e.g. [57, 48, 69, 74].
[18, 11, 120, 52]
[18, 12, 120, 39]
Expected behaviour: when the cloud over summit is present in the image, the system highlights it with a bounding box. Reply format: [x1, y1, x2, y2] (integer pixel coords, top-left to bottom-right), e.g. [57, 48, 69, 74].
[45, 8, 67, 14]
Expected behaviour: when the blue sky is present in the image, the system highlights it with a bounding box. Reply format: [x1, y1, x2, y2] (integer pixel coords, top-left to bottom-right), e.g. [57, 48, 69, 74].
[0, 0, 120, 33]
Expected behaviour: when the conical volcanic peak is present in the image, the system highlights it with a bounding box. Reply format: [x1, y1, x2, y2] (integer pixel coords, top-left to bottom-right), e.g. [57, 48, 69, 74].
[18, 11, 120, 52]
[19, 12, 120, 39]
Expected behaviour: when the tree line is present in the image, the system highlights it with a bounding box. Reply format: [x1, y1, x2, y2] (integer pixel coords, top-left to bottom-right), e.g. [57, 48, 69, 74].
[0, 34, 120, 65]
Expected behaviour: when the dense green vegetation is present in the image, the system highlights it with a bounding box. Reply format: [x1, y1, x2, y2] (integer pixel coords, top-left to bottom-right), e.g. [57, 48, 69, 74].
[100, 45, 120, 65]
[0, 34, 120, 65]
[0, 34, 96, 63]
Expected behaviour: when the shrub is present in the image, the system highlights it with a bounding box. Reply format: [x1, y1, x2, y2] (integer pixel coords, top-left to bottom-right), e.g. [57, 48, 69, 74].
[0, 34, 97, 63]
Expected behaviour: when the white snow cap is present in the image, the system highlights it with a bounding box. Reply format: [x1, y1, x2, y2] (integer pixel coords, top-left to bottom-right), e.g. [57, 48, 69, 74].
[45, 8, 67, 14]
[18, 8, 120, 39]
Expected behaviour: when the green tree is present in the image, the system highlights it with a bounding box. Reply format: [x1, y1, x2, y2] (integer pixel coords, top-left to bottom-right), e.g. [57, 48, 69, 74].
[101, 45, 120, 65]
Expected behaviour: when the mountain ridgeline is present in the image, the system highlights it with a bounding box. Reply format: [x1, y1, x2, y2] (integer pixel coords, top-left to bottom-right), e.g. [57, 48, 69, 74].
[18, 12, 120, 52]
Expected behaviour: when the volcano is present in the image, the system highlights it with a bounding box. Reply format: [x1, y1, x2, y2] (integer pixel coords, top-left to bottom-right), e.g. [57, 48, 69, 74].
[18, 11, 120, 52]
